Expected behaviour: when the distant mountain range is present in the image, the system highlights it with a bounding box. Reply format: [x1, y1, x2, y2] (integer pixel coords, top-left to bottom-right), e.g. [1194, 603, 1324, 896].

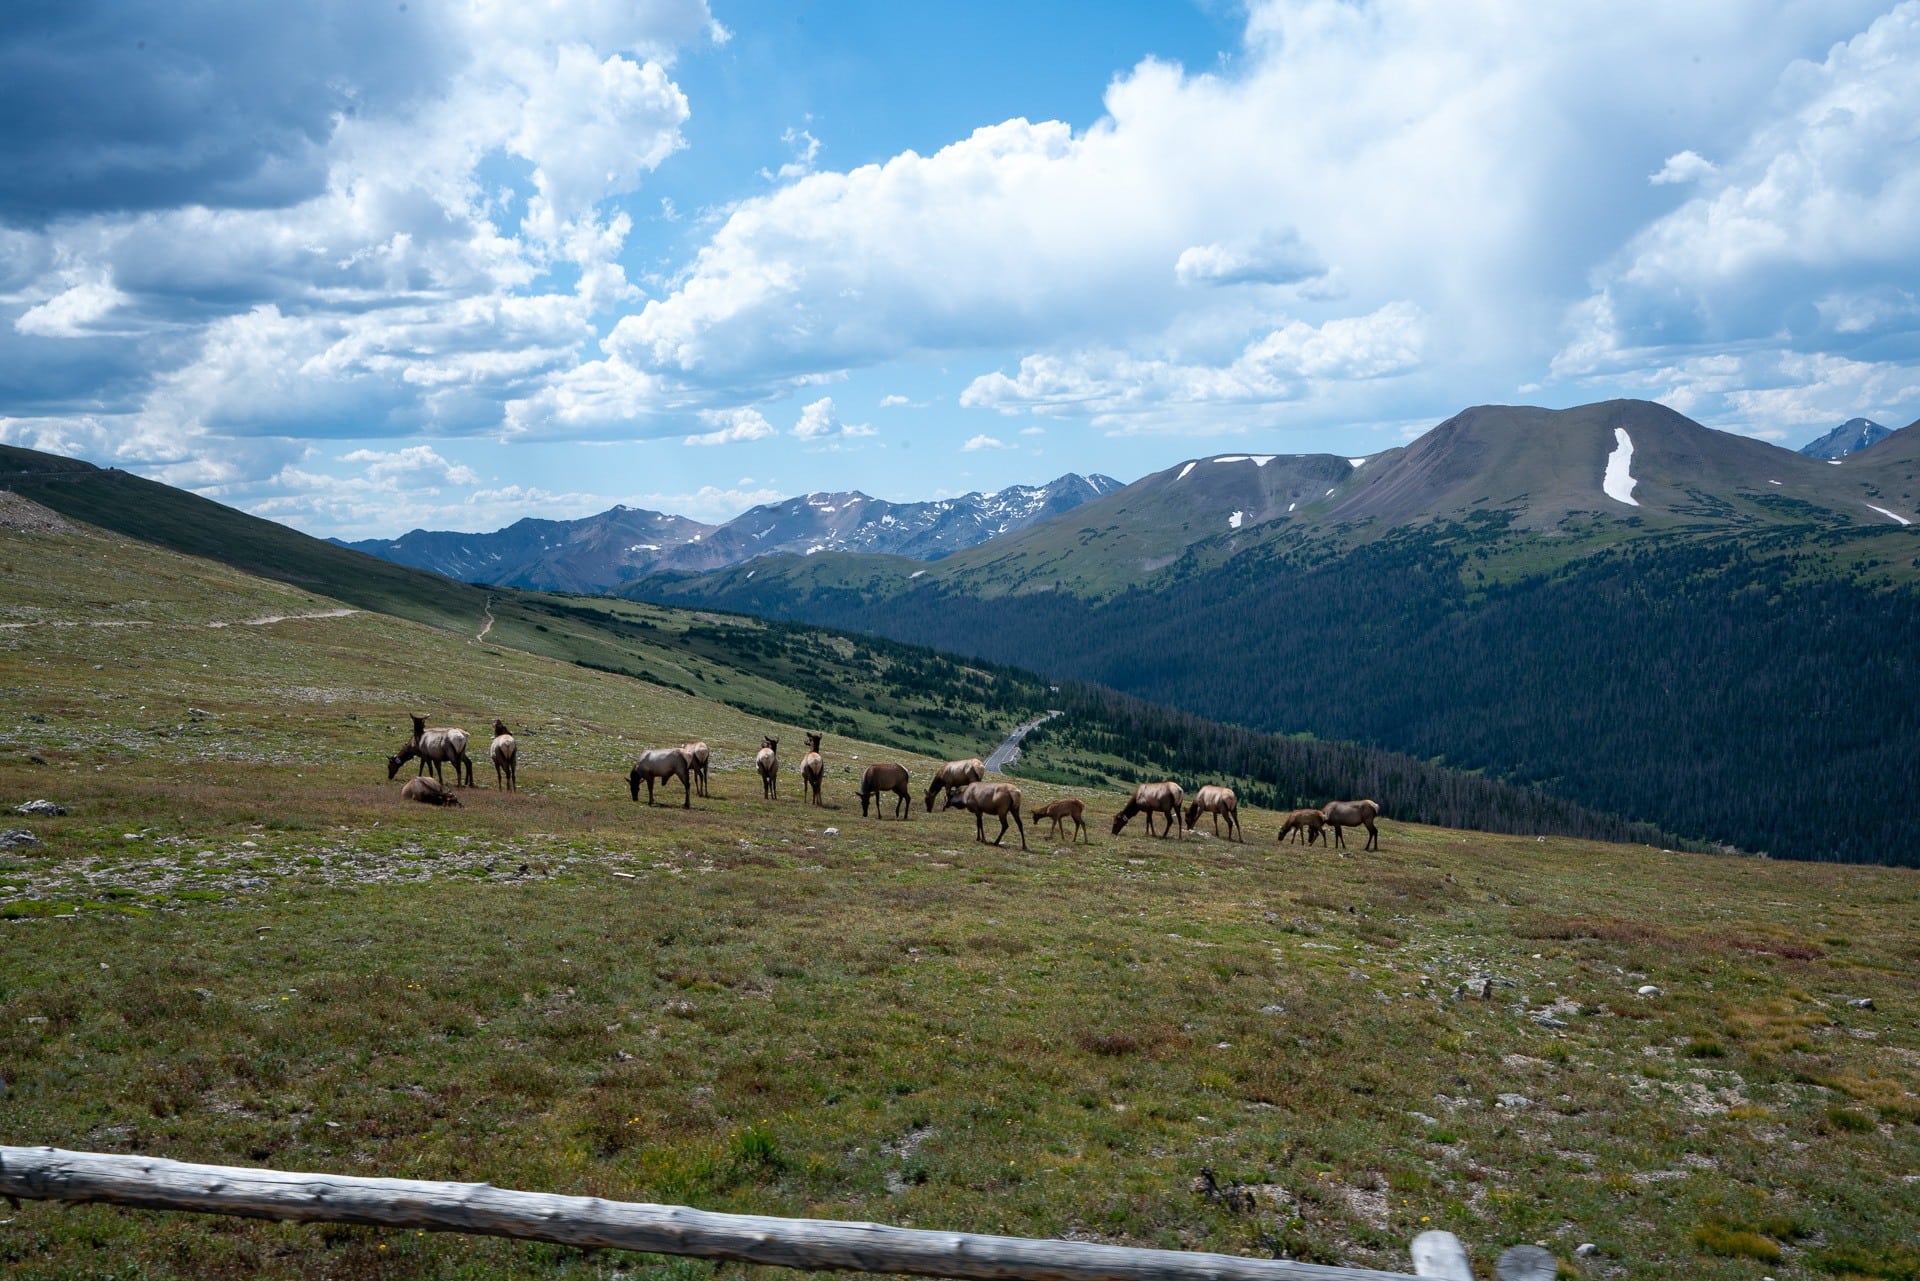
[333, 408, 1913, 596]
[637, 400, 1920, 601]
[1800, 417, 1892, 459]
[631, 400, 1920, 864]
[335, 473, 1121, 593]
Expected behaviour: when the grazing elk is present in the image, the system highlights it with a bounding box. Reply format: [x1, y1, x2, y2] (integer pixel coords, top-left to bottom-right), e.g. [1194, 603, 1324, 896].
[1184, 785, 1243, 841]
[489, 719, 517, 791]
[400, 776, 461, 806]
[628, 748, 692, 807]
[858, 763, 913, 818]
[1030, 797, 1089, 844]
[1276, 808, 1326, 845]
[1112, 781, 1186, 838]
[1321, 798, 1381, 851]
[799, 732, 825, 806]
[944, 781, 1027, 850]
[923, 758, 985, 812]
[388, 714, 474, 787]
[756, 737, 779, 800]
[680, 741, 710, 797]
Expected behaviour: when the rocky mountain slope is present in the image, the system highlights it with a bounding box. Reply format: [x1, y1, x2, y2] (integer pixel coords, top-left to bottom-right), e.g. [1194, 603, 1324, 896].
[1800, 416, 1892, 459]
[338, 473, 1119, 591]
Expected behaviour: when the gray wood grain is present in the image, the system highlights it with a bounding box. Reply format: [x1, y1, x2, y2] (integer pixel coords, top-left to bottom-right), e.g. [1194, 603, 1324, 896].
[1408, 1229, 1474, 1279]
[3, 1146, 1434, 1281]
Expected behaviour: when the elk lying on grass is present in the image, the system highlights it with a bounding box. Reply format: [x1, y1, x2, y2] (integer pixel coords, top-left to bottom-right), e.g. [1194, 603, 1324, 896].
[944, 781, 1026, 850]
[489, 720, 517, 791]
[799, 732, 824, 806]
[388, 714, 474, 787]
[1184, 785, 1242, 841]
[858, 763, 912, 818]
[1321, 798, 1381, 850]
[1112, 781, 1185, 838]
[756, 737, 778, 800]
[1277, 808, 1325, 845]
[923, 758, 985, 812]
[628, 748, 692, 807]
[1030, 797, 1088, 844]
[400, 776, 461, 806]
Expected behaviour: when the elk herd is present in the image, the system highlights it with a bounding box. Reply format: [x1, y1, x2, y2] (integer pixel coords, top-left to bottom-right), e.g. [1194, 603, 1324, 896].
[383, 713, 1381, 849]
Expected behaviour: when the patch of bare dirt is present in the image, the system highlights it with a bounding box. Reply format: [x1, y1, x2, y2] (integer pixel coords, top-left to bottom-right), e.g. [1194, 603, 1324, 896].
[0, 491, 78, 533]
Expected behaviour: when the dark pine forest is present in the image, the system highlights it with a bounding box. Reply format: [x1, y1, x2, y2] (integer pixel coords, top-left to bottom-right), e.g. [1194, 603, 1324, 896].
[646, 523, 1920, 866]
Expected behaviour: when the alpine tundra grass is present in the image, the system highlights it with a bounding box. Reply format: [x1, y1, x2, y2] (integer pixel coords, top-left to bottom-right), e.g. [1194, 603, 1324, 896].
[2, 513, 1917, 1281]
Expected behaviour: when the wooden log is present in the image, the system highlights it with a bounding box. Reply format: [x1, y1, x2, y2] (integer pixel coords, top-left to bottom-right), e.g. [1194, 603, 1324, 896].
[1408, 1230, 1473, 1280]
[2, 1146, 1425, 1281]
[1493, 1245, 1556, 1281]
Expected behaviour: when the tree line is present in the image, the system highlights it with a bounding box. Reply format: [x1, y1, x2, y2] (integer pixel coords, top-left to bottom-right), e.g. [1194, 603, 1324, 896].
[642, 522, 1920, 866]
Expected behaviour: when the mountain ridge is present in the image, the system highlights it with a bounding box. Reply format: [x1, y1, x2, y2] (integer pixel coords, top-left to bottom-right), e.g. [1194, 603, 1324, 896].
[337, 472, 1121, 592]
[1800, 416, 1892, 459]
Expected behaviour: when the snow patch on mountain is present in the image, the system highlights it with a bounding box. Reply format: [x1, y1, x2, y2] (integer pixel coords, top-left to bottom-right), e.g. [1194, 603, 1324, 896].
[1603, 429, 1639, 506]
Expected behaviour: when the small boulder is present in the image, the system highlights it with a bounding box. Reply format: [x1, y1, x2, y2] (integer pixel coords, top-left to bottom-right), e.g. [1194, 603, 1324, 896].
[1847, 997, 1874, 1010]
[1636, 984, 1662, 996]
[0, 829, 40, 848]
[13, 799, 65, 817]
[1574, 1243, 1599, 1258]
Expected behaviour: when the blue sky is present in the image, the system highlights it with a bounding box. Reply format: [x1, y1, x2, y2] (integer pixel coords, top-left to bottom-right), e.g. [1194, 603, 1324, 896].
[4, 1, 1919, 539]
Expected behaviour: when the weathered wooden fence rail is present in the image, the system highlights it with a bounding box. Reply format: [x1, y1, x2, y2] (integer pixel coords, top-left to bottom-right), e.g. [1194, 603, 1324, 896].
[0, 1146, 1553, 1281]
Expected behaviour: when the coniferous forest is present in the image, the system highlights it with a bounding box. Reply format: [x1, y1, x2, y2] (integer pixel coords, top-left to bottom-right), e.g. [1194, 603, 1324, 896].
[641, 523, 1920, 865]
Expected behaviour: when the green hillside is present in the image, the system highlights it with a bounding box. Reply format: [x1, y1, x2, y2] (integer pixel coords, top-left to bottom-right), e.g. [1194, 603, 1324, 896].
[638, 511, 1920, 865]
[1, 443, 1682, 846]
[4, 478, 1919, 1281]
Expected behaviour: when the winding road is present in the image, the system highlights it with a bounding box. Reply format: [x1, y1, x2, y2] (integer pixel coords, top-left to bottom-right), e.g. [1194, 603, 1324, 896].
[984, 710, 1062, 773]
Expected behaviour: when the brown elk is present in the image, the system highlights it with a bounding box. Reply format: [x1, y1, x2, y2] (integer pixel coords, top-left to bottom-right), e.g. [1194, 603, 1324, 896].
[400, 776, 461, 806]
[1112, 781, 1185, 838]
[1321, 798, 1381, 850]
[799, 732, 824, 806]
[387, 714, 474, 787]
[1276, 808, 1325, 845]
[1184, 785, 1242, 841]
[943, 781, 1026, 850]
[858, 763, 913, 818]
[628, 748, 692, 807]
[680, 741, 710, 797]
[1030, 797, 1089, 844]
[756, 737, 778, 799]
[489, 719, 517, 791]
[923, 758, 985, 811]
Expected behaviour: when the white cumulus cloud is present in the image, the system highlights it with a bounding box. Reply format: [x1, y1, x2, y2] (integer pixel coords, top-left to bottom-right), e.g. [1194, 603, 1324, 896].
[684, 406, 777, 446]
[792, 396, 875, 443]
[1556, 1, 1920, 435]
[341, 445, 481, 488]
[1648, 149, 1718, 185]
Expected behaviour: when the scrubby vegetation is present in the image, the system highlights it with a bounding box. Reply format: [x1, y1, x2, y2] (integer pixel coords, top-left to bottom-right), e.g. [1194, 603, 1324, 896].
[2, 499, 1917, 1281]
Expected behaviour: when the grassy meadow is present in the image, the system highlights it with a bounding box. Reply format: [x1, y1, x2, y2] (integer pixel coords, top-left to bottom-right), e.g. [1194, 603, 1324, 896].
[2, 511, 1919, 1280]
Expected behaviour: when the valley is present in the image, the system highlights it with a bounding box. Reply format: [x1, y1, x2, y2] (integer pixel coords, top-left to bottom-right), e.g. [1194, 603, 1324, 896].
[2, 491, 1918, 1281]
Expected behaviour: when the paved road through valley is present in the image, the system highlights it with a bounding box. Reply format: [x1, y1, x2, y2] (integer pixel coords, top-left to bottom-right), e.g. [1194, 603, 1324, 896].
[984, 710, 1062, 773]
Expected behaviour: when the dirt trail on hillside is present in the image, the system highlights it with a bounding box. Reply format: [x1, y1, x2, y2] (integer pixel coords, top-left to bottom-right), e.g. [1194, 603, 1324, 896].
[208, 609, 360, 628]
[0, 609, 360, 631]
[477, 596, 495, 642]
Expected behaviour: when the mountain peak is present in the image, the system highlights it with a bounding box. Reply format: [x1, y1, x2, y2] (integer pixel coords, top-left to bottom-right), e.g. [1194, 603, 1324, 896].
[1799, 417, 1891, 460]
[344, 472, 1117, 590]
